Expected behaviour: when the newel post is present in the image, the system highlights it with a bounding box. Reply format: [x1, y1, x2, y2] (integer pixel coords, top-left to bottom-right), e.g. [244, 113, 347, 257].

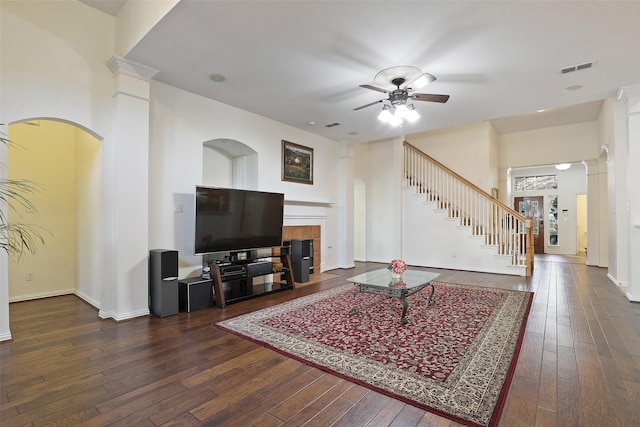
[525, 218, 534, 276]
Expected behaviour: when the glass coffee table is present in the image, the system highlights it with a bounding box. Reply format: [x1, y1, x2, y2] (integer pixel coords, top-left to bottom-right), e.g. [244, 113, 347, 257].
[347, 269, 440, 325]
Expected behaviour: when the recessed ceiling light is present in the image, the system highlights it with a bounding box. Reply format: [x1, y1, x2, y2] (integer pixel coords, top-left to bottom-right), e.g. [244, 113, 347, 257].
[209, 73, 226, 83]
[564, 85, 582, 92]
[307, 121, 315, 126]
[537, 109, 546, 113]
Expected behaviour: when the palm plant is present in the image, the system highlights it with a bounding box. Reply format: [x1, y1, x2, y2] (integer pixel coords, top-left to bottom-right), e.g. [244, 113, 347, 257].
[0, 129, 46, 259]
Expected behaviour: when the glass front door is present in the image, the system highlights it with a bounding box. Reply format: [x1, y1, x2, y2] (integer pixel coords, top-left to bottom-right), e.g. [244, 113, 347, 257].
[514, 196, 545, 254]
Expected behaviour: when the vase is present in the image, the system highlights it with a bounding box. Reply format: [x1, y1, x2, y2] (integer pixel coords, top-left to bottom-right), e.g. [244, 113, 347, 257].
[391, 272, 402, 281]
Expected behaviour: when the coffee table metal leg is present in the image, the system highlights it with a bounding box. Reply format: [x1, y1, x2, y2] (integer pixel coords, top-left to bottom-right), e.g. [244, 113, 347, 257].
[352, 288, 360, 315]
[400, 297, 409, 325]
[427, 283, 436, 305]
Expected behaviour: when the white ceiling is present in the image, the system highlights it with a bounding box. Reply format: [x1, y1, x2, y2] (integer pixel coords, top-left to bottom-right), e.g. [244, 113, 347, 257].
[81, 0, 640, 143]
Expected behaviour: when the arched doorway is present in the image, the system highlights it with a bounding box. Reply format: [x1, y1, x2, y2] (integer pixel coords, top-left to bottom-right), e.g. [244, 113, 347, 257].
[7, 119, 102, 305]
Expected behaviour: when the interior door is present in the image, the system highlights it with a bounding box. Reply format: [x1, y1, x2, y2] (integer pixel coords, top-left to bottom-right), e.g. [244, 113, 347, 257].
[514, 196, 544, 254]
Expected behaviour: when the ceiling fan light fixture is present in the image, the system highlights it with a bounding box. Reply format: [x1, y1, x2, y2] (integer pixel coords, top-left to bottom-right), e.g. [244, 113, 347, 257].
[388, 114, 403, 127]
[356, 66, 448, 126]
[378, 106, 393, 123]
[395, 104, 409, 119]
[405, 105, 420, 123]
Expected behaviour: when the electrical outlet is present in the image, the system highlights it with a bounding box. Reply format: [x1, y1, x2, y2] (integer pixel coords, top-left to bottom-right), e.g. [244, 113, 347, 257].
[26, 271, 34, 281]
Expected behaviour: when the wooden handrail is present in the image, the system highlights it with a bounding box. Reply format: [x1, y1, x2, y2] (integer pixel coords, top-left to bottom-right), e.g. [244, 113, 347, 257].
[403, 141, 526, 222]
[403, 141, 533, 276]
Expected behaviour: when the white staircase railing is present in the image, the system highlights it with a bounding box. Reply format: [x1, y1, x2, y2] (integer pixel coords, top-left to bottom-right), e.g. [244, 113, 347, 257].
[404, 142, 533, 276]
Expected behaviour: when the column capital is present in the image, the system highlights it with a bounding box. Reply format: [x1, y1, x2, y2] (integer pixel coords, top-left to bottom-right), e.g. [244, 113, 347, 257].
[106, 56, 159, 100]
[582, 158, 607, 175]
[618, 83, 640, 113]
[106, 55, 159, 81]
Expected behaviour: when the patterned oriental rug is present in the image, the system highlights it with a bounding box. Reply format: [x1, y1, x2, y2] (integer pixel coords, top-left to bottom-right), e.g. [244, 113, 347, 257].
[216, 282, 533, 427]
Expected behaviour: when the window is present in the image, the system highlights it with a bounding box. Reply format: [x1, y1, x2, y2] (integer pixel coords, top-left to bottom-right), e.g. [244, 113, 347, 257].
[514, 175, 558, 192]
[549, 195, 558, 246]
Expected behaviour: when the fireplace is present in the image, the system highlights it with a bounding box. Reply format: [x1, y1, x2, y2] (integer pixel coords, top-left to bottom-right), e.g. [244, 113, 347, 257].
[273, 225, 321, 277]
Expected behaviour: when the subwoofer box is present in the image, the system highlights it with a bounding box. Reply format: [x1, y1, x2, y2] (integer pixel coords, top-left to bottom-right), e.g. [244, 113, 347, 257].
[178, 277, 214, 312]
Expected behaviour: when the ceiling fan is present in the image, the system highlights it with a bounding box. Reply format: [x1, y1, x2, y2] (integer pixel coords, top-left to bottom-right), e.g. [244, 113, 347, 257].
[353, 66, 449, 125]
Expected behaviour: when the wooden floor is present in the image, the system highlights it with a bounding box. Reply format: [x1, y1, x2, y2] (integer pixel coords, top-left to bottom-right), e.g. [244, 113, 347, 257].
[2, 259, 640, 426]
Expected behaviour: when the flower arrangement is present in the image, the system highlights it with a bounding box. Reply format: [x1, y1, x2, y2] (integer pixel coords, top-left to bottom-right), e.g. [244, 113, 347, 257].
[388, 259, 407, 275]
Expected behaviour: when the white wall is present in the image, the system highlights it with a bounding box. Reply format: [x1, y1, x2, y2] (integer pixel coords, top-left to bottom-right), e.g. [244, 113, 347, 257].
[0, 1, 114, 132]
[0, 1, 344, 340]
[75, 127, 102, 307]
[148, 81, 341, 279]
[510, 164, 587, 255]
[408, 122, 499, 193]
[354, 137, 404, 264]
[601, 98, 628, 287]
[1, 1, 115, 339]
[499, 120, 606, 262]
[202, 146, 233, 186]
[498, 121, 600, 168]
[115, 0, 179, 56]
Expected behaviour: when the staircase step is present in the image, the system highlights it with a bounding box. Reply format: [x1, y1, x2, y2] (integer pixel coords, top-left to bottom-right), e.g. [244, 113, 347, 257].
[403, 183, 527, 276]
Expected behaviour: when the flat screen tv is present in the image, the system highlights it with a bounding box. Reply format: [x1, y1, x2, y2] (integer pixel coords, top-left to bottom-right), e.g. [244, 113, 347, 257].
[194, 186, 284, 255]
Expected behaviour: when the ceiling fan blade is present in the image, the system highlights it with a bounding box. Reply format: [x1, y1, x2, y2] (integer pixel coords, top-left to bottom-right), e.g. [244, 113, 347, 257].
[359, 84, 389, 94]
[353, 99, 383, 111]
[405, 73, 436, 90]
[411, 93, 450, 103]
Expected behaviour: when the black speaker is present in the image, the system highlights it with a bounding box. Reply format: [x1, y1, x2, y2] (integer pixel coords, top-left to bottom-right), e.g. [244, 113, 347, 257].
[246, 261, 273, 277]
[149, 249, 179, 317]
[291, 239, 313, 283]
[178, 277, 214, 312]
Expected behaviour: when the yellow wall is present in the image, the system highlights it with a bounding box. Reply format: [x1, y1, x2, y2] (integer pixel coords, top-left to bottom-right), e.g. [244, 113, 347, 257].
[577, 194, 588, 254]
[8, 121, 80, 299]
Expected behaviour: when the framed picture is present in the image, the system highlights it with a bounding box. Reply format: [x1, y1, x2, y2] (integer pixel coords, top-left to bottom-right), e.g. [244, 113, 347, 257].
[282, 140, 313, 184]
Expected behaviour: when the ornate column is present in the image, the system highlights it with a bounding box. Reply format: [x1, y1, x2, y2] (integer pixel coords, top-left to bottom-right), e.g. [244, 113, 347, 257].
[101, 56, 158, 320]
[336, 141, 357, 269]
[584, 158, 608, 267]
[618, 83, 640, 301]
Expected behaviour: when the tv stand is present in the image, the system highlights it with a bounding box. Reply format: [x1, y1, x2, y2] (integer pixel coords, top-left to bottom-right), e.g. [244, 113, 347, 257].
[210, 254, 295, 308]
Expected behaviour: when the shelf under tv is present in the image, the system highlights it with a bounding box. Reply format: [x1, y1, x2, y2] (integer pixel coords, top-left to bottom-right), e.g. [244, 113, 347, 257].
[210, 254, 296, 308]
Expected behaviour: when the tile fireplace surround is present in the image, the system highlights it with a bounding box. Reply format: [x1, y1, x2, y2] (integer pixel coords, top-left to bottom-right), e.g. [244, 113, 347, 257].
[274, 225, 321, 278]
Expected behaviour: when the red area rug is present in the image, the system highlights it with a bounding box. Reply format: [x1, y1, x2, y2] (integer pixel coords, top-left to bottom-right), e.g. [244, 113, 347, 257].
[216, 281, 532, 427]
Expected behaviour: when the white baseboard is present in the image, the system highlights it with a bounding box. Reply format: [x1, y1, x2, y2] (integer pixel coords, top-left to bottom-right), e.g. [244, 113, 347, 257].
[606, 273, 624, 287]
[75, 290, 100, 310]
[112, 309, 150, 322]
[9, 289, 75, 302]
[626, 292, 640, 302]
[10, 290, 149, 322]
[98, 309, 114, 320]
[99, 308, 150, 321]
[0, 331, 12, 342]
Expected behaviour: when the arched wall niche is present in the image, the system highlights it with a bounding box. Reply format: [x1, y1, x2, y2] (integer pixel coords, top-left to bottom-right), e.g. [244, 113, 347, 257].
[203, 138, 258, 190]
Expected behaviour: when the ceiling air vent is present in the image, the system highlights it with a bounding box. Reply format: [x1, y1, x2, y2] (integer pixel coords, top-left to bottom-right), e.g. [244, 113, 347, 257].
[561, 61, 594, 74]
[325, 122, 341, 128]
